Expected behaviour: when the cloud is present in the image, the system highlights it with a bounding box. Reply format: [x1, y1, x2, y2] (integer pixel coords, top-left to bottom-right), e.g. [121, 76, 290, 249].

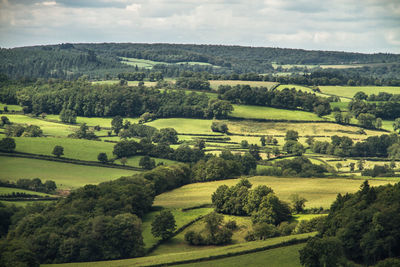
[0, 0, 399, 53]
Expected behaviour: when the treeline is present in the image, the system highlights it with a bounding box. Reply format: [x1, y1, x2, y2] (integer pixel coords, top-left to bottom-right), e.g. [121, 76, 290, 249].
[117, 71, 163, 81]
[0, 79, 232, 120]
[259, 157, 328, 178]
[218, 85, 331, 116]
[349, 100, 400, 120]
[0, 178, 56, 194]
[311, 134, 399, 158]
[300, 181, 400, 266]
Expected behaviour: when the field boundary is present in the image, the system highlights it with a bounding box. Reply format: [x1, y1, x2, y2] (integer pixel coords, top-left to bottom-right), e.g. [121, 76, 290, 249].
[144, 236, 312, 267]
[0, 151, 143, 171]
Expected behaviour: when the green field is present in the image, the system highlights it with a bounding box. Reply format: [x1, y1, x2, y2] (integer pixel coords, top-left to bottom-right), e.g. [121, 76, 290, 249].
[0, 156, 137, 189]
[45, 115, 140, 128]
[230, 105, 326, 121]
[13, 137, 115, 161]
[4, 115, 78, 137]
[0, 186, 54, 196]
[146, 118, 215, 135]
[0, 103, 23, 112]
[141, 208, 213, 250]
[276, 84, 329, 98]
[154, 176, 393, 209]
[176, 243, 305, 267]
[120, 57, 168, 68]
[329, 101, 349, 111]
[44, 233, 313, 267]
[209, 80, 278, 90]
[319, 86, 400, 98]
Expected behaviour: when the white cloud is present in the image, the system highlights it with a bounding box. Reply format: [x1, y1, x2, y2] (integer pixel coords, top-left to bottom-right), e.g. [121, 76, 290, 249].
[0, 0, 399, 53]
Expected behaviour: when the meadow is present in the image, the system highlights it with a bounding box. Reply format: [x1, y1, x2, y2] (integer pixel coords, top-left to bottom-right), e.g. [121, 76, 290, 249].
[0, 103, 23, 112]
[230, 105, 327, 121]
[44, 233, 314, 267]
[319, 86, 400, 98]
[45, 115, 140, 128]
[0, 156, 137, 189]
[154, 176, 393, 209]
[4, 115, 78, 137]
[146, 118, 215, 134]
[0, 186, 55, 196]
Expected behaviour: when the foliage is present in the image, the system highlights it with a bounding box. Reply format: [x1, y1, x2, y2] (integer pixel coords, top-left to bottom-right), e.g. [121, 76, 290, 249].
[290, 194, 308, 213]
[299, 236, 344, 267]
[361, 164, 395, 177]
[52, 145, 64, 157]
[139, 156, 156, 170]
[211, 121, 228, 133]
[151, 210, 176, 240]
[97, 152, 108, 164]
[0, 137, 16, 152]
[59, 108, 77, 124]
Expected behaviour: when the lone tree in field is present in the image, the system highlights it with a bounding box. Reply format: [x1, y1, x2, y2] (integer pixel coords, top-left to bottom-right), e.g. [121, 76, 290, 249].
[52, 145, 64, 158]
[111, 116, 124, 134]
[0, 137, 16, 152]
[97, 152, 108, 164]
[290, 194, 307, 213]
[151, 210, 176, 240]
[285, 130, 299, 141]
[119, 157, 127, 166]
[260, 136, 266, 147]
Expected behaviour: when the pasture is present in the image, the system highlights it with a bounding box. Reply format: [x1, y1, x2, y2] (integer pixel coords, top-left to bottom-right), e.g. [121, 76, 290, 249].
[230, 105, 327, 121]
[0, 186, 54, 196]
[0, 156, 137, 189]
[0, 103, 23, 112]
[154, 176, 393, 209]
[44, 233, 314, 267]
[319, 86, 400, 98]
[146, 118, 215, 135]
[45, 115, 140, 128]
[4, 115, 78, 137]
[176, 243, 305, 267]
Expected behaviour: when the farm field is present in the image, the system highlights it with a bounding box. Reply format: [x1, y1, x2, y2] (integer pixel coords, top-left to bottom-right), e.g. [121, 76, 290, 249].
[44, 232, 314, 267]
[209, 80, 278, 90]
[141, 208, 213, 250]
[0, 156, 137, 189]
[0, 186, 54, 196]
[230, 105, 328, 121]
[13, 137, 115, 161]
[0, 103, 23, 112]
[154, 176, 393, 209]
[319, 86, 400, 98]
[45, 115, 140, 128]
[4, 115, 78, 137]
[175, 243, 305, 267]
[146, 118, 215, 135]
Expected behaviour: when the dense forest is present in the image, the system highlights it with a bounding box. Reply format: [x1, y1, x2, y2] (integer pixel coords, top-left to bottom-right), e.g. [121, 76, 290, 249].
[1, 43, 400, 80]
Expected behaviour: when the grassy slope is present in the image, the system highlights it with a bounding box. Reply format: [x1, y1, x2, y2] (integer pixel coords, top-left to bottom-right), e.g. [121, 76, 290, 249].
[0, 186, 54, 196]
[230, 105, 327, 121]
[154, 176, 393, 209]
[45, 115, 140, 128]
[0, 103, 23, 111]
[142, 208, 213, 250]
[319, 86, 400, 98]
[0, 156, 137, 189]
[44, 233, 313, 267]
[5, 115, 78, 137]
[175, 243, 305, 267]
[146, 118, 215, 135]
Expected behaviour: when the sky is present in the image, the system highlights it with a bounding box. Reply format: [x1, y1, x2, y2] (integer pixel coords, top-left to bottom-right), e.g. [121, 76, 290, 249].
[0, 0, 399, 53]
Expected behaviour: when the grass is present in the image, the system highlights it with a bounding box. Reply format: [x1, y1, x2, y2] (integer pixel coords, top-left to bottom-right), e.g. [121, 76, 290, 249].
[45, 115, 140, 128]
[0, 103, 23, 112]
[175, 243, 305, 267]
[209, 80, 278, 90]
[146, 118, 216, 135]
[276, 84, 329, 98]
[0, 156, 137, 189]
[329, 102, 349, 111]
[44, 232, 314, 267]
[141, 208, 213, 250]
[125, 155, 178, 168]
[5, 115, 78, 137]
[154, 176, 393, 209]
[0, 186, 54, 196]
[230, 105, 326, 121]
[13, 137, 115, 161]
[119, 57, 168, 68]
[319, 86, 400, 99]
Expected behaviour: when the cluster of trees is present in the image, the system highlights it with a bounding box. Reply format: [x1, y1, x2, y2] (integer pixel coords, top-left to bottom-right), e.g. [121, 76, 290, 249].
[312, 134, 399, 158]
[4, 124, 43, 137]
[2, 79, 233, 120]
[349, 100, 400, 121]
[175, 77, 211, 91]
[211, 121, 228, 133]
[357, 91, 400, 102]
[300, 181, 400, 266]
[184, 212, 233, 246]
[191, 151, 257, 182]
[361, 164, 395, 177]
[0, 137, 16, 152]
[0, 178, 56, 194]
[218, 85, 331, 116]
[260, 157, 328, 178]
[117, 71, 163, 81]
[212, 179, 292, 225]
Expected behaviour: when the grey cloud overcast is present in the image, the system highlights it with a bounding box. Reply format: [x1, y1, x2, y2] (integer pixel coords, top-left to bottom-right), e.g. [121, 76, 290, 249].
[0, 0, 399, 53]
